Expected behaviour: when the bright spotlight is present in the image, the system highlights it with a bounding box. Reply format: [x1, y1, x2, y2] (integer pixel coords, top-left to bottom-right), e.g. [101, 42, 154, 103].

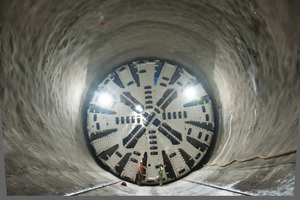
[97, 92, 114, 108]
[135, 105, 143, 112]
[183, 86, 197, 100]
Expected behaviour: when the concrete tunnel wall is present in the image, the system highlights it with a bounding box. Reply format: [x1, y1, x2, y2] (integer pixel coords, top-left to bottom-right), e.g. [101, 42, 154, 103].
[0, 0, 299, 196]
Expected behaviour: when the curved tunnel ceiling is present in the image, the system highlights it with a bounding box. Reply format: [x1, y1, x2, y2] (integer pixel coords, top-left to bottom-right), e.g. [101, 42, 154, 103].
[87, 60, 215, 184]
[0, 0, 299, 196]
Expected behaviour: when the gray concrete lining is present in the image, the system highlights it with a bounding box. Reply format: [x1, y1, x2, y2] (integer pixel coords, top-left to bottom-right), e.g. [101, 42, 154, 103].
[0, 0, 299, 196]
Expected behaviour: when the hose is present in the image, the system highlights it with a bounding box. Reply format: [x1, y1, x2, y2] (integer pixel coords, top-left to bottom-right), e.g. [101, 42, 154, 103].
[205, 149, 297, 167]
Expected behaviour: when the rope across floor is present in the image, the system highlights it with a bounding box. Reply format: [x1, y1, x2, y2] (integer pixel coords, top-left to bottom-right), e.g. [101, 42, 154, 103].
[205, 149, 297, 167]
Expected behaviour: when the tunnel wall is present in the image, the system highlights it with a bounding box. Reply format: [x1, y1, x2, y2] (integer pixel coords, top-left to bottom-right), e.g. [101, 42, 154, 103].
[0, 0, 299, 196]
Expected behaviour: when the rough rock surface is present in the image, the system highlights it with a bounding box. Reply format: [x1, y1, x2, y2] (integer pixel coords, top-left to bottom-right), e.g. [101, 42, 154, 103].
[0, 0, 299, 196]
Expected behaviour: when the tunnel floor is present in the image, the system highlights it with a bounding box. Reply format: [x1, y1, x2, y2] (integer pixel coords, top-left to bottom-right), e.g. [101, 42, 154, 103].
[64, 168, 252, 196]
[69, 179, 247, 196]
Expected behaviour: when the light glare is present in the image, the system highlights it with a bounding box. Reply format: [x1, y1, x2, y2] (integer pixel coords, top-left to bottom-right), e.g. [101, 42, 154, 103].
[135, 105, 143, 112]
[97, 93, 114, 108]
[184, 86, 197, 100]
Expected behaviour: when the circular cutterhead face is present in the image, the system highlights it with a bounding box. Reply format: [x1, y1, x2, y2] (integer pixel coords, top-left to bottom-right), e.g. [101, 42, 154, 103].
[87, 60, 215, 185]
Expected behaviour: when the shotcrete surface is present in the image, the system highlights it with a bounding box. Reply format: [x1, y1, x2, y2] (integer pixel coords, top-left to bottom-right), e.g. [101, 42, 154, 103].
[0, 0, 299, 196]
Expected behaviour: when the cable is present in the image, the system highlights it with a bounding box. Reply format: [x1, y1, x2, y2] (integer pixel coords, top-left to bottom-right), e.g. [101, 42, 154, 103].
[182, 179, 252, 196]
[204, 149, 297, 167]
[64, 181, 121, 196]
